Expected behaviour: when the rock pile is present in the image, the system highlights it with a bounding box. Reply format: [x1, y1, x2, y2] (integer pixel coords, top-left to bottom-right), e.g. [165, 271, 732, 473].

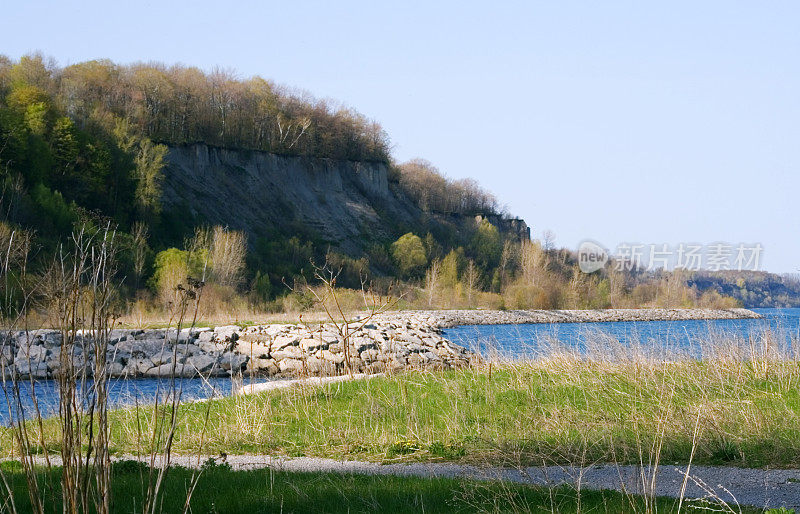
[0, 320, 473, 380]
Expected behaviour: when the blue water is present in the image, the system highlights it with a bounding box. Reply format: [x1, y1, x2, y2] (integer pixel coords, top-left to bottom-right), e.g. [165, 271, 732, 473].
[0, 376, 266, 425]
[443, 308, 800, 358]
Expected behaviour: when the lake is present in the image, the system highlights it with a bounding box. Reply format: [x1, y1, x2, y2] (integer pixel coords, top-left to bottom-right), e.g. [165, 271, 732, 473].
[442, 308, 800, 358]
[0, 376, 267, 425]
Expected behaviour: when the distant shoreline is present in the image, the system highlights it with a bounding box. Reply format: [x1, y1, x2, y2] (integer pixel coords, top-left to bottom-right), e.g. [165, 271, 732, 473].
[373, 308, 762, 329]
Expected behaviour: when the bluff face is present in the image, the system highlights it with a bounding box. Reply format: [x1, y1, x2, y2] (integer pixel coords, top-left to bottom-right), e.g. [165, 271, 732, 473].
[161, 144, 530, 254]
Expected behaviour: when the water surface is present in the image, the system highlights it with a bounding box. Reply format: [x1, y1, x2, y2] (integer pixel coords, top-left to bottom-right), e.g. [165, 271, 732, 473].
[442, 308, 800, 357]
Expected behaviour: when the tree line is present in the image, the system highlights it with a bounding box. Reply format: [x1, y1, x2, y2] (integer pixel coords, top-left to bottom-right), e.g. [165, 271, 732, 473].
[0, 54, 390, 162]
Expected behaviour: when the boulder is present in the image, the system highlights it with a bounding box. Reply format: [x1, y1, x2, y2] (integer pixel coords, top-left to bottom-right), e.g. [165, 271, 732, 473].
[117, 339, 167, 358]
[144, 362, 196, 378]
[214, 325, 241, 342]
[271, 335, 299, 351]
[186, 354, 218, 373]
[299, 338, 327, 352]
[220, 352, 247, 371]
[320, 349, 345, 364]
[272, 346, 302, 361]
[278, 358, 304, 374]
[197, 331, 215, 343]
[360, 349, 379, 362]
[247, 357, 278, 375]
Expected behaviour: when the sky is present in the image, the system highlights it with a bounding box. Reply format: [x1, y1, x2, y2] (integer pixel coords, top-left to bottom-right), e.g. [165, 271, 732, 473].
[3, 1, 798, 272]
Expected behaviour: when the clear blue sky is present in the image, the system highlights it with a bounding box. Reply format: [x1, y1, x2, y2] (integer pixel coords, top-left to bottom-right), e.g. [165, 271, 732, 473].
[4, 1, 798, 272]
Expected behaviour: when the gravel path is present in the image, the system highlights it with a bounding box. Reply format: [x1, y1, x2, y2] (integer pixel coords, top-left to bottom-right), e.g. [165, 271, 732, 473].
[19, 454, 800, 510]
[194, 456, 800, 510]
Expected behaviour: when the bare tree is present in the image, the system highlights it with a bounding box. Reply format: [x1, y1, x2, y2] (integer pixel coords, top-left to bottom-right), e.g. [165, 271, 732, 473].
[425, 258, 441, 307]
[541, 230, 556, 251]
[464, 260, 479, 306]
[302, 259, 398, 377]
[210, 226, 247, 288]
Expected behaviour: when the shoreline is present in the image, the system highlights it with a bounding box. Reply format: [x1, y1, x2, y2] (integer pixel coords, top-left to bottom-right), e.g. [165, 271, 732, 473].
[1, 308, 761, 380]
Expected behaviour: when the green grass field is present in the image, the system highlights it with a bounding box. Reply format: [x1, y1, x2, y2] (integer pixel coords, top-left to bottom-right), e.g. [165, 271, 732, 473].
[0, 460, 755, 513]
[6, 353, 798, 469]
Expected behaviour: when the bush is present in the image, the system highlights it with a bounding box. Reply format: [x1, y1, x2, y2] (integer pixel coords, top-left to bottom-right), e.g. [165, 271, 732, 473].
[391, 233, 427, 278]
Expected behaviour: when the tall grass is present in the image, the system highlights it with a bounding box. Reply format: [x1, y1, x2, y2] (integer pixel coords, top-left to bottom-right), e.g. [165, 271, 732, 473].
[0, 225, 213, 513]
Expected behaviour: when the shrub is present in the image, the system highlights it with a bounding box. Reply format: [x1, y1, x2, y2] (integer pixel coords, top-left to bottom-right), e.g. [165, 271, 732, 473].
[391, 233, 427, 278]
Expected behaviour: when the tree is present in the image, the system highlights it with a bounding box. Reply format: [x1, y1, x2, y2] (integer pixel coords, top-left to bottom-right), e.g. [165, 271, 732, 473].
[469, 219, 502, 269]
[391, 233, 427, 277]
[425, 258, 441, 307]
[131, 221, 149, 290]
[114, 119, 167, 221]
[210, 225, 247, 288]
[133, 138, 167, 220]
[464, 259, 480, 306]
[440, 248, 465, 288]
[150, 248, 189, 305]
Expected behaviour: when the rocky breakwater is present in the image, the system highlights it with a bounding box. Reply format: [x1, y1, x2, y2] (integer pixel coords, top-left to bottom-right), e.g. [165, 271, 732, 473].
[0, 321, 474, 380]
[374, 308, 761, 328]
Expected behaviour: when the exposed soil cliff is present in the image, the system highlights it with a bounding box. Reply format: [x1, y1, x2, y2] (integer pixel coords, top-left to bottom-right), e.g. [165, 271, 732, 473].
[161, 144, 529, 254]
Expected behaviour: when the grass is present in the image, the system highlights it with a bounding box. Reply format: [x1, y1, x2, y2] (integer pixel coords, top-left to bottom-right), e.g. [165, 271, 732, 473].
[0, 460, 757, 513]
[6, 338, 800, 469]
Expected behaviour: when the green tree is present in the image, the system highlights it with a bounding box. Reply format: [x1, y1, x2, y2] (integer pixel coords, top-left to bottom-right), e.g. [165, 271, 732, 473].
[391, 233, 427, 277]
[440, 248, 465, 287]
[470, 219, 502, 270]
[134, 137, 167, 219]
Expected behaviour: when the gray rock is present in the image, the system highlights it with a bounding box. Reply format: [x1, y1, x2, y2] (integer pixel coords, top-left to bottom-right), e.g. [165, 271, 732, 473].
[144, 362, 196, 378]
[220, 352, 247, 371]
[117, 339, 167, 357]
[106, 361, 125, 376]
[148, 349, 174, 367]
[15, 359, 49, 378]
[320, 349, 345, 364]
[263, 325, 287, 337]
[236, 342, 271, 359]
[299, 338, 327, 352]
[272, 335, 299, 351]
[214, 325, 241, 342]
[247, 357, 277, 374]
[272, 346, 302, 361]
[16, 344, 49, 362]
[197, 331, 214, 343]
[278, 358, 304, 374]
[186, 354, 218, 373]
[360, 349, 379, 362]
